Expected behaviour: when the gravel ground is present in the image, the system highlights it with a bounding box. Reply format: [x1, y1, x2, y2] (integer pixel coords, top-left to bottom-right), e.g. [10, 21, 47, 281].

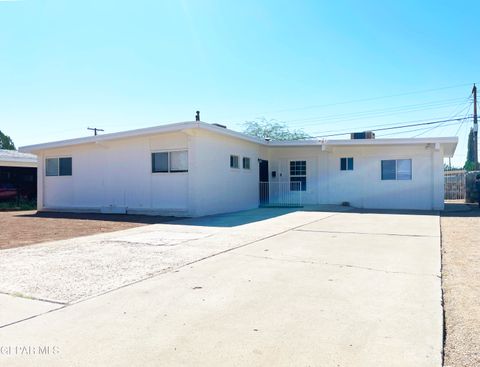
[0, 210, 176, 249]
[441, 204, 480, 367]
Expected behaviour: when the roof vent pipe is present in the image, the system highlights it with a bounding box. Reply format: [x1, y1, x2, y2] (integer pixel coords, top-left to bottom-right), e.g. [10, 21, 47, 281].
[195, 111, 200, 121]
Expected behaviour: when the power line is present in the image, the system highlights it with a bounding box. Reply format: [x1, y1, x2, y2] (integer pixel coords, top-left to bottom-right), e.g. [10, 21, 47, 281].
[315, 117, 471, 138]
[378, 121, 465, 137]
[283, 97, 465, 125]
[412, 98, 473, 137]
[224, 82, 478, 120]
[310, 113, 468, 136]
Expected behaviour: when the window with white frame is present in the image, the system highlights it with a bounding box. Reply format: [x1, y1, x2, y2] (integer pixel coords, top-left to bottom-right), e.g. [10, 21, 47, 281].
[381, 159, 412, 180]
[290, 160, 306, 191]
[152, 151, 188, 173]
[230, 155, 239, 169]
[340, 157, 354, 171]
[242, 157, 251, 169]
[46, 157, 72, 176]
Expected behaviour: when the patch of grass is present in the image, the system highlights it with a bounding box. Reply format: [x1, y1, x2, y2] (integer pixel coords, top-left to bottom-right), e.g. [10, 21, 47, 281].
[0, 199, 37, 211]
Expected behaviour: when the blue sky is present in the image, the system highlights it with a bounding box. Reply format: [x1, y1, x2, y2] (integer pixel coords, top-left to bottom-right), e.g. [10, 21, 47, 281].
[0, 0, 478, 166]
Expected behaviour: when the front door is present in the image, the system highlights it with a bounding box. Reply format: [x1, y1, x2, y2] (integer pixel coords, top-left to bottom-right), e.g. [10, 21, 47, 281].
[259, 159, 269, 205]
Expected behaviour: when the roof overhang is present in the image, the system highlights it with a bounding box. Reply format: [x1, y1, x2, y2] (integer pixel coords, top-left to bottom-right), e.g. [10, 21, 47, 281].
[19, 121, 265, 153]
[19, 121, 458, 158]
[266, 137, 458, 157]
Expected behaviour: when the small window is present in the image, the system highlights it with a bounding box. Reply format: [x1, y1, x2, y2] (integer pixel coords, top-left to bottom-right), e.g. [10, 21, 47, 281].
[290, 160, 306, 191]
[152, 151, 188, 173]
[152, 152, 169, 172]
[230, 155, 239, 169]
[170, 151, 188, 172]
[340, 157, 354, 171]
[46, 158, 59, 176]
[397, 159, 412, 180]
[381, 159, 412, 180]
[59, 157, 72, 176]
[242, 157, 251, 170]
[46, 157, 72, 176]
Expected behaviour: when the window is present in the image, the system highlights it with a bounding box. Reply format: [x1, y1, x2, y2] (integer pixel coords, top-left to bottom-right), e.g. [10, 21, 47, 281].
[45, 157, 72, 176]
[152, 151, 188, 173]
[230, 155, 239, 169]
[170, 151, 188, 172]
[340, 157, 354, 171]
[381, 159, 412, 180]
[242, 157, 251, 169]
[290, 160, 306, 191]
[397, 159, 412, 180]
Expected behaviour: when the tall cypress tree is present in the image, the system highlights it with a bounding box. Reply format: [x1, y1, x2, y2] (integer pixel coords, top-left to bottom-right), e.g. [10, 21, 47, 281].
[464, 128, 476, 171]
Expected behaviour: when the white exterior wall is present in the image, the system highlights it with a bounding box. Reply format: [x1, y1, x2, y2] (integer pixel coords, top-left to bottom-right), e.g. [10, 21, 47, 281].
[266, 147, 320, 205]
[188, 130, 261, 216]
[267, 143, 445, 210]
[40, 132, 191, 215]
[35, 128, 447, 215]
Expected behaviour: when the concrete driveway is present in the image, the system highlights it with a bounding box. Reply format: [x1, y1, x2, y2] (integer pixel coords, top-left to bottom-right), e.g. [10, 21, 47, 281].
[0, 207, 442, 366]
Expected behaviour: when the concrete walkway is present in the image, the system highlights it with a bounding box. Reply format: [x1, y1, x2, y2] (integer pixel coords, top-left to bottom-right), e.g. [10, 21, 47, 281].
[0, 208, 442, 366]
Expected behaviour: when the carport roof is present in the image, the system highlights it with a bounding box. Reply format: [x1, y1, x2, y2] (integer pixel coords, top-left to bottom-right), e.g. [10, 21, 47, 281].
[19, 121, 458, 157]
[0, 149, 37, 167]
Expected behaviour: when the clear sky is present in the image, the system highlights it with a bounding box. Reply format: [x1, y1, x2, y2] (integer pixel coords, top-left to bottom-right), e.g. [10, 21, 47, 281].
[0, 0, 478, 166]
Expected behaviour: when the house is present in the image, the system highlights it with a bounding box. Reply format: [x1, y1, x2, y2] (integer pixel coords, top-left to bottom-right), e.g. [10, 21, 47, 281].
[0, 149, 37, 201]
[19, 121, 457, 216]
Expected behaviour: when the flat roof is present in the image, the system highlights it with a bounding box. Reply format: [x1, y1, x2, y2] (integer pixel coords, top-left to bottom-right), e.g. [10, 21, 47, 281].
[19, 121, 458, 157]
[0, 149, 37, 167]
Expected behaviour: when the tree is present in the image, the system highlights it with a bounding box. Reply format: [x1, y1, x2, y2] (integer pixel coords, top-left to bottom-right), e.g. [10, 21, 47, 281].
[243, 118, 311, 141]
[0, 130, 15, 150]
[464, 128, 476, 171]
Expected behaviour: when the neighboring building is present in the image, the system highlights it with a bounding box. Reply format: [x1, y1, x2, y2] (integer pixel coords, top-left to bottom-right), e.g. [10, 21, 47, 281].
[20, 121, 457, 216]
[0, 149, 37, 201]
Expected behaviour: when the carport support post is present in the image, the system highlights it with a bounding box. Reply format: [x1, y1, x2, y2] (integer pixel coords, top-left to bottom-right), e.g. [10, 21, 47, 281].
[36, 153, 44, 211]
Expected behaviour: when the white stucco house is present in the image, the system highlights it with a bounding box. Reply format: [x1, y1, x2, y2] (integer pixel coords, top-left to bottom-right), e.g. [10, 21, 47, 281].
[19, 121, 457, 216]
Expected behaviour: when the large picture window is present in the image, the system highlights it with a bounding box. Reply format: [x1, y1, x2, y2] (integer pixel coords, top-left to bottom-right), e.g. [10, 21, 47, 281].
[46, 157, 72, 176]
[152, 151, 188, 173]
[290, 160, 306, 191]
[381, 159, 412, 180]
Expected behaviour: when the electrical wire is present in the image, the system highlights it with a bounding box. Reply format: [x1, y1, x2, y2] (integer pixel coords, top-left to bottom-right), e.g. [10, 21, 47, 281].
[223, 82, 478, 120]
[315, 117, 471, 138]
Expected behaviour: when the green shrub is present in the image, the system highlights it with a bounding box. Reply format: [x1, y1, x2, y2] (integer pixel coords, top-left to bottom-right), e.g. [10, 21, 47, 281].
[0, 198, 37, 211]
[465, 171, 480, 203]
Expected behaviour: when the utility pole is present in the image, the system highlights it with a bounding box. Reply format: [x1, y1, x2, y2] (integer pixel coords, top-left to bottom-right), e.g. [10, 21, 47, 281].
[473, 84, 478, 169]
[88, 127, 104, 136]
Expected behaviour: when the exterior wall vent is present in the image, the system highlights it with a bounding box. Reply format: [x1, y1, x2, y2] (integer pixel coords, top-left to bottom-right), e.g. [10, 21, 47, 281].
[351, 131, 375, 139]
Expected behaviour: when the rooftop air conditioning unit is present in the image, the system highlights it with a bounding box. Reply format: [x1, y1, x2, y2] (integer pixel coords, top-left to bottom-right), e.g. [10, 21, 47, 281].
[351, 131, 375, 139]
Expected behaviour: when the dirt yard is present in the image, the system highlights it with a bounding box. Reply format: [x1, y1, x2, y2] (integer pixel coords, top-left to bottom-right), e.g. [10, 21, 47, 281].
[0, 211, 177, 250]
[441, 204, 480, 367]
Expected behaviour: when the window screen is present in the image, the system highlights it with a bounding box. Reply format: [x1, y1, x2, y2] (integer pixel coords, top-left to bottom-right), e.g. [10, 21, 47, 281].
[381, 159, 412, 180]
[230, 155, 239, 168]
[46, 157, 72, 176]
[243, 157, 250, 169]
[46, 158, 59, 176]
[170, 151, 188, 172]
[381, 160, 396, 180]
[59, 157, 72, 176]
[152, 152, 169, 172]
[397, 159, 412, 180]
[340, 157, 354, 171]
